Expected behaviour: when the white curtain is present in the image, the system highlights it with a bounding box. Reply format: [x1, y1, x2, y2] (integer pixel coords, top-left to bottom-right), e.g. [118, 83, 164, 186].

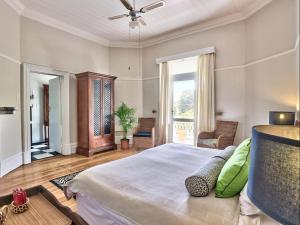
[195, 53, 216, 138]
[158, 62, 170, 145]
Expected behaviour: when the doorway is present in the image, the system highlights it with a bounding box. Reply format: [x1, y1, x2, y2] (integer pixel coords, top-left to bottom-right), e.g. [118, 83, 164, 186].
[29, 73, 62, 161]
[22, 64, 71, 165]
[169, 57, 197, 145]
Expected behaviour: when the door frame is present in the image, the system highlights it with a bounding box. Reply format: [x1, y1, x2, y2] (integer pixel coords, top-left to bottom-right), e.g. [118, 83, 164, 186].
[22, 63, 71, 164]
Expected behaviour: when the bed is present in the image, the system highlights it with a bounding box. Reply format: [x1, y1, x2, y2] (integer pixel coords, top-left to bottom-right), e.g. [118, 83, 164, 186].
[65, 143, 240, 225]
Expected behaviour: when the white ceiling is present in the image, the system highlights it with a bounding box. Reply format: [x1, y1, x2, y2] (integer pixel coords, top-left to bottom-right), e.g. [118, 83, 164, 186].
[15, 0, 271, 46]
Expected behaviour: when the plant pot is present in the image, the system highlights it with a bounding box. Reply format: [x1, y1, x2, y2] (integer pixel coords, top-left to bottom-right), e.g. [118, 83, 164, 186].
[120, 139, 130, 150]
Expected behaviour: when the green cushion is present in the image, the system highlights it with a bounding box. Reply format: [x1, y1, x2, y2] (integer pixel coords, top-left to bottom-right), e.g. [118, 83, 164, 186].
[215, 138, 251, 198]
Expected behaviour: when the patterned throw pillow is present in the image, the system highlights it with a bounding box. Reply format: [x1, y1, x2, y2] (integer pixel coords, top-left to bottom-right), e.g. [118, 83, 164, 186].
[185, 157, 228, 197]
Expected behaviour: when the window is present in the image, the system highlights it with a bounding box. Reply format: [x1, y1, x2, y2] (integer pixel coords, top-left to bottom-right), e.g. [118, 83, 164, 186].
[169, 57, 197, 145]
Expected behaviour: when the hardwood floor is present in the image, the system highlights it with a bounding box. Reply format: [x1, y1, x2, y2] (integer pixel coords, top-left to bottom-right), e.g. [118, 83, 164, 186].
[0, 148, 137, 211]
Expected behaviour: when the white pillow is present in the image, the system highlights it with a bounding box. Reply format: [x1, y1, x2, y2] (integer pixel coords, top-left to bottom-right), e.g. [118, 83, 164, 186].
[239, 183, 261, 216]
[239, 183, 281, 225]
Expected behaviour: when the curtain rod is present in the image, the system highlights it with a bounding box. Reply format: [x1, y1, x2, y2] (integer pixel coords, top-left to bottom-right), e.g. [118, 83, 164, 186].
[156, 46, 215, 64]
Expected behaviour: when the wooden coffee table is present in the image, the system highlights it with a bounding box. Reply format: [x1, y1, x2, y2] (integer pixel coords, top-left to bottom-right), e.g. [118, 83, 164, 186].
[0, 186, 87, 225]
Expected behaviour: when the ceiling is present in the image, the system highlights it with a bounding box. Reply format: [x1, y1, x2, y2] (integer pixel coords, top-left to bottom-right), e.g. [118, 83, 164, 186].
[14, 0, 271, 46]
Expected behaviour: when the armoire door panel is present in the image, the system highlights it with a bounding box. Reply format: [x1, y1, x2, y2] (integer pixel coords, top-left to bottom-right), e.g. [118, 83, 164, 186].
[93, 79, 102, 137]
[103, 79, 112, 135]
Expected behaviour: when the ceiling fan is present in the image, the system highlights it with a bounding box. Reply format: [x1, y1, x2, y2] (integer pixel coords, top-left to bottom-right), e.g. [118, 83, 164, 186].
[108, 0, 166, 29]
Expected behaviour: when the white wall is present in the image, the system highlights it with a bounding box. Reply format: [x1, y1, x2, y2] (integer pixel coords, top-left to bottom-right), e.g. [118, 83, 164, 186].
[109, 47, 143, 143]
[0, 0, 22, 175]
[142, 21, 247, 144]
[109, 47, 143, 117]
[142, 0, 299, 143]
[0, 0, 298, 176]
[244, 0, 299, 136]
[20, 18, 145, 145]
[21, 17, 110, 144]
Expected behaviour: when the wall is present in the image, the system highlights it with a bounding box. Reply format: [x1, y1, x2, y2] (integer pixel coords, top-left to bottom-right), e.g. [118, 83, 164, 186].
[0, 0, 298, 176]
[142, 21, 247, 144]
[0, 0, 22, 175]
[21, 18, 144, 145]
[109, 47, 143, 116]
[142, 0, 299, 143]
[244, 0, 299, 136]
[21, 17, 110, 144]
[109, 47, 143, 142]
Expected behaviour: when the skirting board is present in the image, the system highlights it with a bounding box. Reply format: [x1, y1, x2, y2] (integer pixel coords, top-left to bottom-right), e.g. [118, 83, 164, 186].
[71, 143, 77, 154]
[0, 152, 23, 177]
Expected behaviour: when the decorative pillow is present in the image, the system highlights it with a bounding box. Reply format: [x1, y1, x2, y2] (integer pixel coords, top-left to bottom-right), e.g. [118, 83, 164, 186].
[185, 157, 228, 197]
[213, 146, 236, 161]
[215, 138, 251, 198]
[198, 139, 218, 148]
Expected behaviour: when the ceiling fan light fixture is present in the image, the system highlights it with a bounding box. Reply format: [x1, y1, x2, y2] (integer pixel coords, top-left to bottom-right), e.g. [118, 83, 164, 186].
[129, 20, 139, 29]
[108, 0, 166, 25]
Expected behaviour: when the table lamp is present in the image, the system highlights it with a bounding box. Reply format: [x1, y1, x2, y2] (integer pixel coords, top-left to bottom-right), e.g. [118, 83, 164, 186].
[269, 111, 295, 125]
[248, 125, 300, 225]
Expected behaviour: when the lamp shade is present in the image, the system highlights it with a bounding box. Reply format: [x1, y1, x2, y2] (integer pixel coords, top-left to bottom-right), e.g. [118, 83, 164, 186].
[248, 125, 300, 225]
[269, 111, 295, 125]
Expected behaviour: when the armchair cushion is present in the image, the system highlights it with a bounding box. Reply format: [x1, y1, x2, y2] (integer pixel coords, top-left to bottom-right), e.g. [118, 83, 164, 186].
[133, 131, 152, 137]
[198, 139, 218, 148]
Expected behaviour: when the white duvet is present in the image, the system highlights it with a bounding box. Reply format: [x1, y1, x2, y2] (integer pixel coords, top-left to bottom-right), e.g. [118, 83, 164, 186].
[66, 143, 240, 225]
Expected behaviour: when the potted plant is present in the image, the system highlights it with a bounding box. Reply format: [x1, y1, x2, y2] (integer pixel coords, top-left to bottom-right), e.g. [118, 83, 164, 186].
[115, 102, 137, 150]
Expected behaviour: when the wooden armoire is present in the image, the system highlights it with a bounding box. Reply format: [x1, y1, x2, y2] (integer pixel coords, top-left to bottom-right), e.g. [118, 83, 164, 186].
[76, 72, 117, 157]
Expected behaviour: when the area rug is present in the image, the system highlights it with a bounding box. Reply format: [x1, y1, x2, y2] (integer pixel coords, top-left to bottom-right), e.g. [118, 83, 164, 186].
[50, 171, 82, 190]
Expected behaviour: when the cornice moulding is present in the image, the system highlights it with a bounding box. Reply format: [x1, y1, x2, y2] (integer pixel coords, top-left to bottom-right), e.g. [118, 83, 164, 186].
[141, 12, 244, 48]
[22, 8, 110, 46]
[109, 41, 142, 49]
[141, 0, 273, 47]
[5, 0, 272, 48]
[241, 0, 273, 18]
[3, 0, 24, 15]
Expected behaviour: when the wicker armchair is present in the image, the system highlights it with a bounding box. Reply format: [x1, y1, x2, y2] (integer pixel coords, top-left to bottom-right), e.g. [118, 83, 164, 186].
[133, 118, 156, 149]
[197, 120, 238, 150]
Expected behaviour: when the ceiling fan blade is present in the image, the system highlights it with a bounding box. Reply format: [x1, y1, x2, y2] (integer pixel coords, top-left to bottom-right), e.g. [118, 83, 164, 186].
[138, 17, 147, 26]
[140, 1, 165, 13]
[108, 14, 129, 20]
[120, 0, 133, 10]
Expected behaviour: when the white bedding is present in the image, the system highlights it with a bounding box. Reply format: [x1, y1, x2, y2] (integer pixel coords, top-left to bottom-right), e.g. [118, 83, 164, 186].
[66, 143, 240, 225]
